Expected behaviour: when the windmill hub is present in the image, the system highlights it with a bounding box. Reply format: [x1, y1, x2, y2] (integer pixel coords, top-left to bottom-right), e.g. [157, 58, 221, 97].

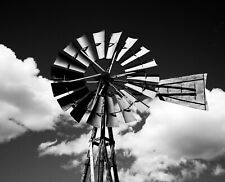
[101, 72, 113, 84]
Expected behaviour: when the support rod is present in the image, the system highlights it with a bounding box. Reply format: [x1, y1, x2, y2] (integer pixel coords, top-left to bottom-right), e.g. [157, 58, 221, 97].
[108, 127, 119, 182]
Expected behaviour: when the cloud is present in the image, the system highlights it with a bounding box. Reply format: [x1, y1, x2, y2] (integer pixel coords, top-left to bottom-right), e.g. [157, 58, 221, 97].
[0, 44, 62, 143]
[38, 139, 58, 151]
[38, 132, 91, 156]
[114, 88, 225, 181]
[61, 159, 81, 170]
[212, 164, 225, 176]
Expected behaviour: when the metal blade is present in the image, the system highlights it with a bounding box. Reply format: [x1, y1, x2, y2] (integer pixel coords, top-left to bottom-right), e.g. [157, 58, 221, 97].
[63, 43, 90, 67]
[106, 32, 122, 59]
[106, 96, 119, 127]
[51, 80, 86, 96]
[157, 73, 207, 110]
[125, 59, 157, 72]
[76, 35, 97, 62]
[87, 96, 104, 128]
[125, 83, 157, 99]
[114, 94, 136, 123]
[51, 65, 83, 81]
[54, 53, 86, 73]
[110, 82, 151, 111]
[76, 35, 105, 72]
[57, 87, 89, 111]
[79, 82, 103, 124]
[121, 46, 150, 66]
[93, 30, 105, 59]
[116, 37, 138, 61]
[120, 89, 149, 112]
[127, 75, 160, 84]
[69, 92, 94, 122]
[53, 73, 101, 83]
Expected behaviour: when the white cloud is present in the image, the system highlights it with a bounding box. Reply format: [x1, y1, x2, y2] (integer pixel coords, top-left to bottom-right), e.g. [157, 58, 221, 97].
[38, 139, 58, 150]
[61, 159, 81, 170]
[180, 160, 207, 180]
[38, 132, 91, 156]
[114, 88, 225, 181]
[0, 44, 62, 143]
[212, 164, 225, 176]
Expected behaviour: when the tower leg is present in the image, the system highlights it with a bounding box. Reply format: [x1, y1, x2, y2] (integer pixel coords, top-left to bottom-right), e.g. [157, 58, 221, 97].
[81, 127, 97, 182]
[108, 127, 119, 182]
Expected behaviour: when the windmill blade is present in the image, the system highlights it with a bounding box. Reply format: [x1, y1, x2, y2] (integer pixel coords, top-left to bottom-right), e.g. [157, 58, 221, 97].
[76, 35, 105, 72]
[121, 46, 150, 66]
[125, 83, 157, 99]
[116, 37, 138, 61]
[93, 30, 105, 59]
[53, 73, 101, 83]
[127, 75, 160, 84]
[112, 80, 154, 108]
[87, 96, 104, 128]
[51, 65, 83, 81]
[54, 53, 86, 73]
[69, 92, 94, 122]
[106, 32, 122, 59]
[114, 94, 136, 123]
[76, 35, 97, 61]
[106, 96, 119, 127]
[63, 43, 90, 67]
[125, 59, 157, 72]
[51, 80, 86, 96]
[120, 89, 149, 112]
[157, 73, 207, 110]
[79, 82, 103, 124]
[57, 87, 89, 111]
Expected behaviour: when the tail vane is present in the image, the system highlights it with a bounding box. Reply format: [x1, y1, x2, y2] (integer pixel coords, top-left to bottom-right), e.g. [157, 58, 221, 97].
[157, 73, 207, 110]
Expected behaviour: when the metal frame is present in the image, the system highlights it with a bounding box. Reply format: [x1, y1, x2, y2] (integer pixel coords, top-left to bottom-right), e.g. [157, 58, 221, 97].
[81, 89, 119, 182]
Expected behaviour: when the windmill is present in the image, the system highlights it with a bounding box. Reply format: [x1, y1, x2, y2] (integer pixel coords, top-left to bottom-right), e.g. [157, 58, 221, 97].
[50, 30, 207, 182]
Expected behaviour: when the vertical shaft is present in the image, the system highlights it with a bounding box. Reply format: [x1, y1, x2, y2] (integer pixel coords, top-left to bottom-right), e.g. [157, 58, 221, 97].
[98, 94, 106, 182]
[98, 141, 104, 182]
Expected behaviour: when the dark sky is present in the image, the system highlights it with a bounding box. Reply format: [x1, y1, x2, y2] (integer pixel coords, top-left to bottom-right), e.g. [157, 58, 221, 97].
[1, 1, 225, 182]
[1, 1, 225, 90]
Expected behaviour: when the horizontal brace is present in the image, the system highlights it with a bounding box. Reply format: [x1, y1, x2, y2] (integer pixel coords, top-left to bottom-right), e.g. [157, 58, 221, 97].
[156, 84, 196, 91]
[160, 78, 204, 85]
[158, 92, 196, 96]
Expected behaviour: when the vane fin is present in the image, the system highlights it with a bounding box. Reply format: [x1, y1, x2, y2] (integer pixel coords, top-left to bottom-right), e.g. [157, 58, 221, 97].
[157, 73, 207, 110]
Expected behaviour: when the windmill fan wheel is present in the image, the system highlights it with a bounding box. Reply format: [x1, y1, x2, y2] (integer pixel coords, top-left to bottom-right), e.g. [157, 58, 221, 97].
[51, 30, 160, 128]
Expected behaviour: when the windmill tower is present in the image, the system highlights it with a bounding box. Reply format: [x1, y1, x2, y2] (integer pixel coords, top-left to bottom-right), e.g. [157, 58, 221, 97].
[50, 30, 207, 182]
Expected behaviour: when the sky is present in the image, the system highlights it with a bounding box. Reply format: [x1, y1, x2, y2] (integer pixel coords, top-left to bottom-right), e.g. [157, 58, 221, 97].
[1, 1, 225, 182]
